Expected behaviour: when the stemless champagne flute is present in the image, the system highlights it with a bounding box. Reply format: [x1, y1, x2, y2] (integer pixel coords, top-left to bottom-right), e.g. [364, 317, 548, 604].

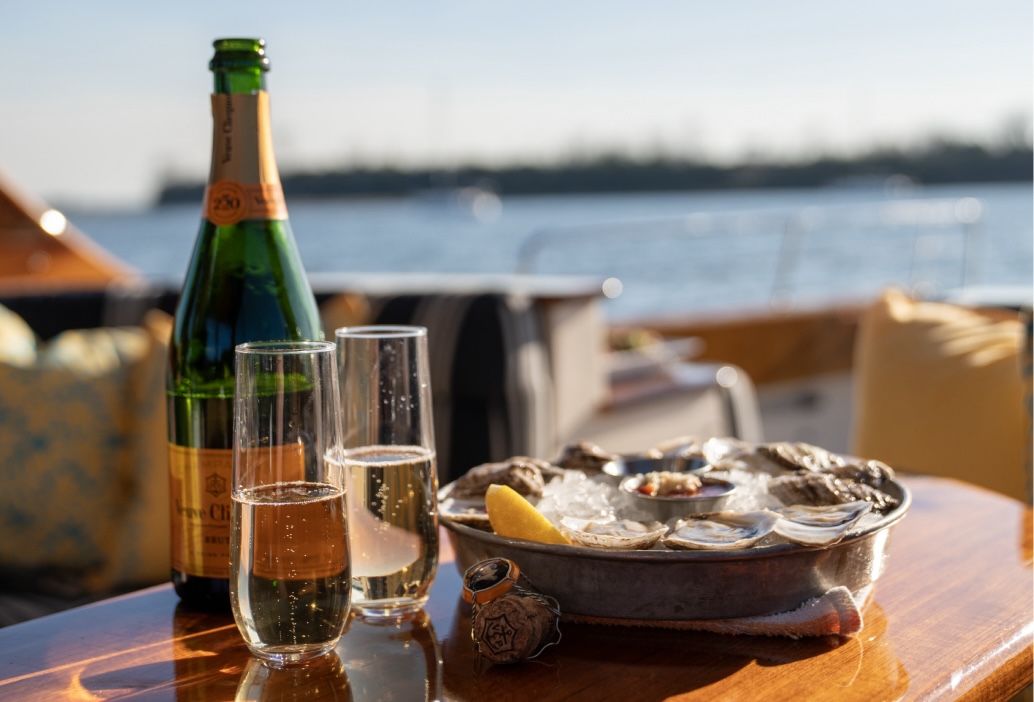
[335, 325, 439, 619]
[231, 341, 350, 665]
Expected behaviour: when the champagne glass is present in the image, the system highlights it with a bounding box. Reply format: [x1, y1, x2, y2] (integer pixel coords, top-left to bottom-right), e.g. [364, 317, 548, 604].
[231, 341, 350, 666]
[334, 325, 439, 619]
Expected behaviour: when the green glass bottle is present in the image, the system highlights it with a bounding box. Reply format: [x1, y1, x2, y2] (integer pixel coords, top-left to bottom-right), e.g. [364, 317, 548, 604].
[167, 38, 322, 609]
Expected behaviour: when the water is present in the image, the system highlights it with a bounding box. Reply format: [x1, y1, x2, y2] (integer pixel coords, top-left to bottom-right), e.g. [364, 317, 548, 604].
[69, 182, 1032, 321]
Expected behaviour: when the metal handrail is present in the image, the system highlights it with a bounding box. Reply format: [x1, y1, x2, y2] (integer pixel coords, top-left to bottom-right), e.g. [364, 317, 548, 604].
[514, 197, 986, 305]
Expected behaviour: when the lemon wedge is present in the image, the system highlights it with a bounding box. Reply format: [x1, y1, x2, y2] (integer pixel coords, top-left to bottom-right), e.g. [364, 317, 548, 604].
[485, 484, 570, 545]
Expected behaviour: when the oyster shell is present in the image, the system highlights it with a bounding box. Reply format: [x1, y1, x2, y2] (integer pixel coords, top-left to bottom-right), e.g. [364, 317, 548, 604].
[772, 501, 872, 546]
[702, 437, 789, 475]
[437, 495, 491, 528]
[560, 517, 667, 550]
[759, 442, 896, 487]
[449, 456, 562, 499]
[700, 437, 754, 464]
[758, 441, 846, 472]
[554, 440, 622, 473]
[663, 510, 780, 550]
[821, 459, 895, 488]
[768, 471, 900, 513]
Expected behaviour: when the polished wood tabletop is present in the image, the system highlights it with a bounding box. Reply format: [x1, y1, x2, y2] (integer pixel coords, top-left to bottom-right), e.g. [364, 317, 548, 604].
[0, 474, 1029, 701]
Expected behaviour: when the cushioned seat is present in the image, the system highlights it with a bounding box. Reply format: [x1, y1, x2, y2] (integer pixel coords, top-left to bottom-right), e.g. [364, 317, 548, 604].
[0, 302, 172, 625]
[851, 288, 1031, 504]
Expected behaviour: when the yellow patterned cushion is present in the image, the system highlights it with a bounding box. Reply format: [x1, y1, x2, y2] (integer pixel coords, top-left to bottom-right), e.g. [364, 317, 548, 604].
[0, 306, 170, 592]
[107, 310, 171, 588]
[852, 289, 1028, 502]
[0, 304, 36, 367]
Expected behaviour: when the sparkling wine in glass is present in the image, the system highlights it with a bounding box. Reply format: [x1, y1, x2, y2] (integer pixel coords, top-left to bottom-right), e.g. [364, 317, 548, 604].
[231, 340, 350, 665]
[335, 325, 439, 619]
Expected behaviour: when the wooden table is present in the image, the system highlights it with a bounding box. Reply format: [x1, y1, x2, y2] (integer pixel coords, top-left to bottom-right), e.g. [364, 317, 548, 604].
[0, 475, 1029, 701]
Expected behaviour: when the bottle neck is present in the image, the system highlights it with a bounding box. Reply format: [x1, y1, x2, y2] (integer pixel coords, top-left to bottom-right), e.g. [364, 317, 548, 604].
[213, 69, 266, 96]
[204, 81, 286, 224]
[209, 38, 269, 95]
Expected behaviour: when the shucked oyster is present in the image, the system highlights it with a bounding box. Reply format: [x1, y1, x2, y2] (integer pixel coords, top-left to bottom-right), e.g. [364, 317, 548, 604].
[758, 442, 895, 487]
[758, 442, 846, 472]
[560, 517, 667, 550]
[820, 459, 895, 488]
[768, 471, 900, 513]
[701, 437, 788, 475]
[554, 440, 621, 473]
[772, 501, 873, 546]
[700, 437, 755, 464]
[449, 456, 562, 499]
[437, 499, 491, 528]
[663, 510, 780, 551]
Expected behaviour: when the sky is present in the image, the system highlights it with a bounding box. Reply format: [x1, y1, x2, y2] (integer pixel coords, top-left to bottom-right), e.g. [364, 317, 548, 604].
[0, 0, 1030, 209]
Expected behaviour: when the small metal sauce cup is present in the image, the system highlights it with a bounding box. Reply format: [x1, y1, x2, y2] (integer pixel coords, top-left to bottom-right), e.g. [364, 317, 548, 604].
[619, 474, 736, 522]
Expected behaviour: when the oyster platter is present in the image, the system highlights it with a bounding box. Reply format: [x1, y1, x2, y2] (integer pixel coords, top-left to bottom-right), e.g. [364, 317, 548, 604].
[439, 437, 911, 621]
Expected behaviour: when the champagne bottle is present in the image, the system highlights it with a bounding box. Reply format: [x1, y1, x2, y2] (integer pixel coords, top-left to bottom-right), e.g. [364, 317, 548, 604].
[167, 38, 322, 609]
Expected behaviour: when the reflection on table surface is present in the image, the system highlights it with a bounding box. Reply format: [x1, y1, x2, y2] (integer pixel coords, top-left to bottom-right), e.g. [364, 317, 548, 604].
[0, 475, 1028, 701]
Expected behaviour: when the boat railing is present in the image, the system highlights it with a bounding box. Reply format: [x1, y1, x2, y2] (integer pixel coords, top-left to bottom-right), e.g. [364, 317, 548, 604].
[514, 197, 987, 312]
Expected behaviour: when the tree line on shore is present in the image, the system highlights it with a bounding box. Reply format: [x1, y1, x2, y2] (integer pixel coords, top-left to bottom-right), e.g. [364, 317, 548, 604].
[156, 139, 1032, 205]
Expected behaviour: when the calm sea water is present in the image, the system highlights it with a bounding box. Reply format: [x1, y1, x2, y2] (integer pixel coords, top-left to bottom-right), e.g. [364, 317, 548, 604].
[69, 182, 1032, 321]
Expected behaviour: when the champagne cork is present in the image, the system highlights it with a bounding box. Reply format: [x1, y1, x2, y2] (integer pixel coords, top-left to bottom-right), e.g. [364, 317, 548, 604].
[473, 593, 556, 664]
[463, 558, 562, 664]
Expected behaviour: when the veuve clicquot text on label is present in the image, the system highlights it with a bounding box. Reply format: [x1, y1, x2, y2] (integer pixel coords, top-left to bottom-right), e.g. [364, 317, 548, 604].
[167, 38, 322, 609]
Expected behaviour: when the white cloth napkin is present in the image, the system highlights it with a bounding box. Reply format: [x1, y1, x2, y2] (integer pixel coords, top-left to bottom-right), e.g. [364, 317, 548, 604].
[569, 585, 870, 639]
[672, 585, 869, 638]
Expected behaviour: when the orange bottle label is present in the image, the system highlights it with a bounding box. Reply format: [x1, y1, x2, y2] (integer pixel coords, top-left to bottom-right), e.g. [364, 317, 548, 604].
[170, 443, 346, 582]
[168, 444, 234, 578]
[203, 92, 287, 225]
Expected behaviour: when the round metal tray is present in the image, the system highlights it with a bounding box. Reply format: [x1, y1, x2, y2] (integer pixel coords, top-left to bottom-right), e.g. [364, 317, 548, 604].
[442, 478, 911, 620]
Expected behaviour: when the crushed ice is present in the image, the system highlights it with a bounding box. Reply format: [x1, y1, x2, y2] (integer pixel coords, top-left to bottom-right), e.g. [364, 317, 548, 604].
[534, 466, 781, 526]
